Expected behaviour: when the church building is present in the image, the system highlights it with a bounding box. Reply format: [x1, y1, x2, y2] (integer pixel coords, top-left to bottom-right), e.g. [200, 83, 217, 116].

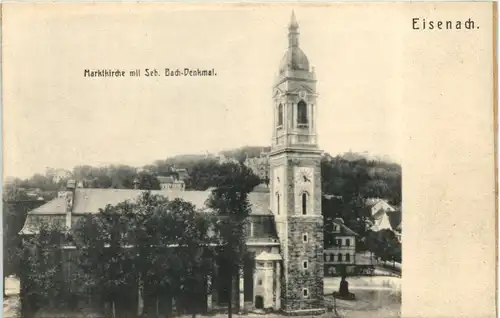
[20, 12, 326, 316]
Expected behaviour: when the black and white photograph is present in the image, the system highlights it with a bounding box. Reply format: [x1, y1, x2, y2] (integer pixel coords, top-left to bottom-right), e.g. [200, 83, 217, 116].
[2, 3, 495, 318]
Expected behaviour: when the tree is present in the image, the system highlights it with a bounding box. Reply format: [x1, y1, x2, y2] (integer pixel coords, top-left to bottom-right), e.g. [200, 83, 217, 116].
[207, 163, 259, 318]
[74, 192, 218, 318]
[364, 229, 401, 264]
[20, 222, 67, 315]
[136, 194, 192, 318]
[107, 165, 137, 189]
[3, 185, 30, 202]
[135, 172, 161, 190]
[73, 201, 139, 317]
[3, 198, 45, 298]
[169, 200, 216, 318]
[186, 159, 220, 190]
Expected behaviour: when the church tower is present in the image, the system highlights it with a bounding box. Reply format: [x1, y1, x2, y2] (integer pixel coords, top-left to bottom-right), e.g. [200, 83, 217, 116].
[269, 12, 325, 314]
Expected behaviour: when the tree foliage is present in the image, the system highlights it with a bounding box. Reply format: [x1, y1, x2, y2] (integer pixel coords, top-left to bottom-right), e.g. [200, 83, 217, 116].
[321, 154, 402, 253]
[188, 160, 260, 192]
[206, 162, 259, 317]
[364, 229, 401, 263]
[321, 155, 401, 206]
[19, 223, 68, 315]
[72, 192, 216, 317]
[3, 198, 46, 297]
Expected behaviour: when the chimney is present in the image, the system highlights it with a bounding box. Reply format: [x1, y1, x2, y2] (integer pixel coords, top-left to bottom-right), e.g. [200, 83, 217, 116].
[133, 178, 140, 190]
[65, 179, 76, 229]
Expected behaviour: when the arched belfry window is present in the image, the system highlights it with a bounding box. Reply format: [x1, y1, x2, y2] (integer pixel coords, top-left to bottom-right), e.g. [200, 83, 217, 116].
[297, 100, 308, 127]
[277, 104, 284, 128]
[301, 192, 308, 215]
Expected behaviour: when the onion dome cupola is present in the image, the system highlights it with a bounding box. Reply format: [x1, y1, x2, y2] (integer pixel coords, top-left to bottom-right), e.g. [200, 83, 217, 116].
[278, 10, 310, 74]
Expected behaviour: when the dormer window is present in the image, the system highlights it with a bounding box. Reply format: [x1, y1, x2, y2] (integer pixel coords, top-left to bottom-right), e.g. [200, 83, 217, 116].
[297, 100, 308, 128]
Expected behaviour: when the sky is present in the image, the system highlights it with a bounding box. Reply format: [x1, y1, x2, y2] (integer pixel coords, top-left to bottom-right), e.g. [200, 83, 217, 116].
[3, 4, 403, 178]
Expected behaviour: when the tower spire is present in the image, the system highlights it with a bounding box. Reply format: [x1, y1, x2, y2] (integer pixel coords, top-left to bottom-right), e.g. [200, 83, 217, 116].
[288, 10, 299, 48]
[289, 10, 299, 29]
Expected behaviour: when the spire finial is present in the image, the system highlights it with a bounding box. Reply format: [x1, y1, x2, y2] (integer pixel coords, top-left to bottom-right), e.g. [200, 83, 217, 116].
[288, 10, 299, 48]
[289, 10, 299, 29]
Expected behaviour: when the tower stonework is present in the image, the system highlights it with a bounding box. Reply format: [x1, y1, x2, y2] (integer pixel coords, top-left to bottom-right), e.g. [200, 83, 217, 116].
[269, 12, 325, 315]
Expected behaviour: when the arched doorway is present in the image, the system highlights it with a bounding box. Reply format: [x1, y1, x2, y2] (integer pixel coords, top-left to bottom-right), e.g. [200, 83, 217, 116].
[255, 296, 264, 309]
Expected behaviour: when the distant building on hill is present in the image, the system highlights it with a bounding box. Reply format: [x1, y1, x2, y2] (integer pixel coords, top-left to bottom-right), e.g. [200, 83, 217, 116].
[158, 176, 185, 191]
[46, 169, 73, 184]
[217, 154, 239, 165]
[173, 168, 189, 181]
[244, 153, 269, 182]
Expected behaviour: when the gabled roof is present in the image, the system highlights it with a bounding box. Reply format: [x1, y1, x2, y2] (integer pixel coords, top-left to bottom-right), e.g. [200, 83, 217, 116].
[72, 189, 211, 214]
[20, 189, 274, 237]
[157, 176, 175, 183]
[25, 188, 271, 216]
[332, 218, 359, 237]
[366, 198, 396, 211]
[29, 197, 67, 215]
[369, 206, 401, 233]
[372, 209, 386, 220]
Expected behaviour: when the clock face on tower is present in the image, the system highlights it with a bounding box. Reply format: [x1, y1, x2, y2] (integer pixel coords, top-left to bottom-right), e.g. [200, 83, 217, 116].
[294, 167, 314, 185]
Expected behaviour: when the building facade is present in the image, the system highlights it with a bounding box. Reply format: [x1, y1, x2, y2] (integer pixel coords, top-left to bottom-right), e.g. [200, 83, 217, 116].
[158, 176, 186, 191]
[244, 154, 270, 182]
[323, 218, 357, 276]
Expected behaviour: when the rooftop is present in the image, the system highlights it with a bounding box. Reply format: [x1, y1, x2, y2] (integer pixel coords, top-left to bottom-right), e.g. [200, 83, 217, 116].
[26, 188, 271, 216]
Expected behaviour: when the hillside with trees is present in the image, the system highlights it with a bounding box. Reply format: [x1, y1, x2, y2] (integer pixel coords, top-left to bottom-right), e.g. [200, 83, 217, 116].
[5, 148, 401, 263]
[321, 153, 401, 262]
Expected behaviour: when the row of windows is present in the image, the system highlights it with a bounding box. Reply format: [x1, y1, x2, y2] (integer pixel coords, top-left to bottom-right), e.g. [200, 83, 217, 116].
[275, 192, 309, 215]
[324, 253, 353, 262]
[161, 183, 185, 190]
[277, 101, 312, 128]
[334, 238, 351, 247]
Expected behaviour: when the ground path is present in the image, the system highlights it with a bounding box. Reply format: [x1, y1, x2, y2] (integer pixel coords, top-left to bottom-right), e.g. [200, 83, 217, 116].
[4, 275, 401, 318]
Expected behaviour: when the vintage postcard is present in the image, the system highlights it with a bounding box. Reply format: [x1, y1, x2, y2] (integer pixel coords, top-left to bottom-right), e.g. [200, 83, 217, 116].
[1, 3, 496, 318]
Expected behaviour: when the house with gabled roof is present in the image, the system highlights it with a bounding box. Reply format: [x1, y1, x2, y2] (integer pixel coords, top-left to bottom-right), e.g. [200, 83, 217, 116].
[366, 198, 401, 232]
[323, 218, 359, 276]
